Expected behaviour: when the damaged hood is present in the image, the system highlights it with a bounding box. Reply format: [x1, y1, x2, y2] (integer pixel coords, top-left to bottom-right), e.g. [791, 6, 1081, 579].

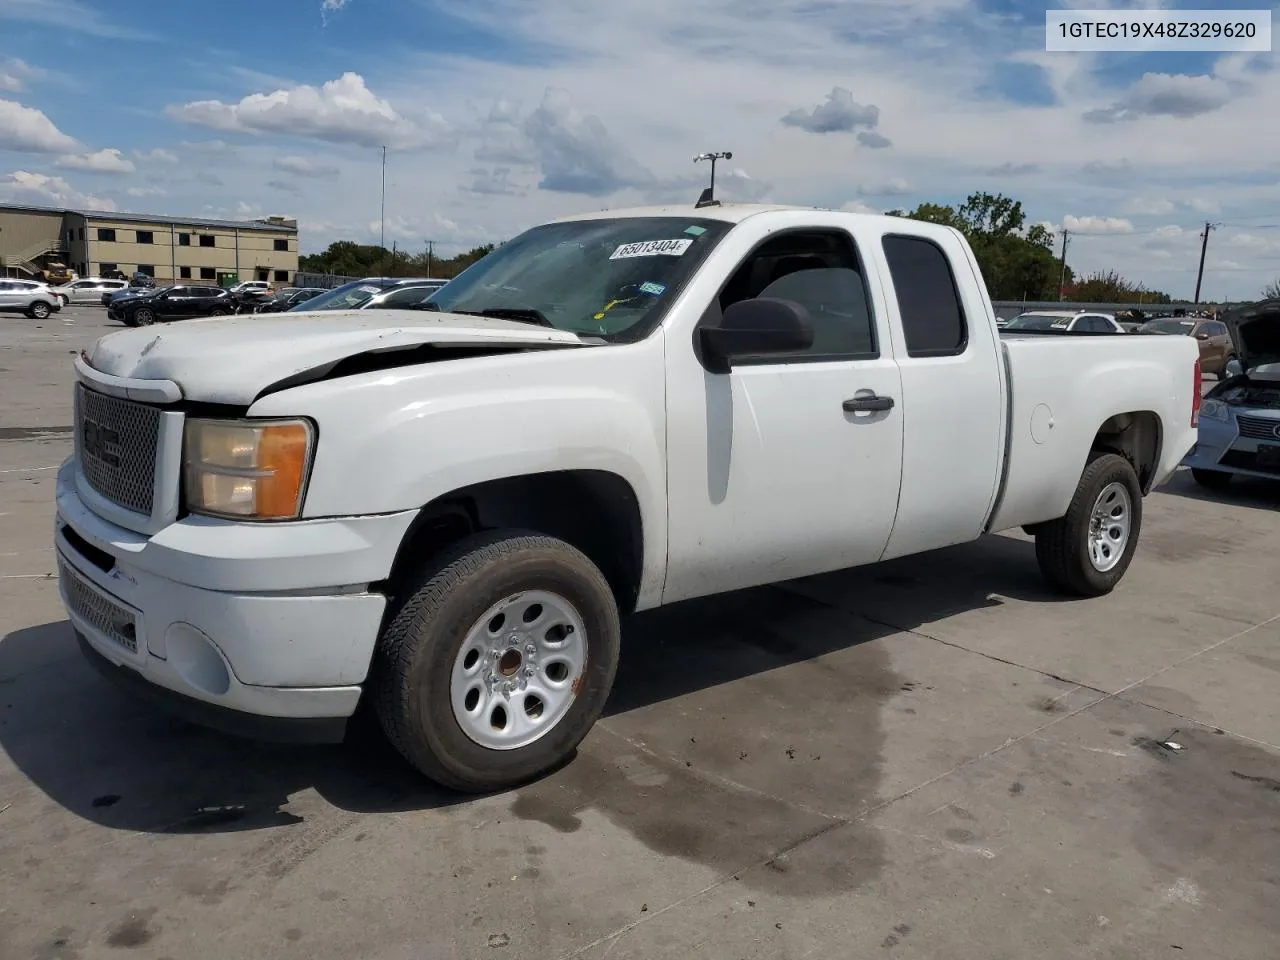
[83, 309, 590, 405]
[1223, 299, 1280, 373]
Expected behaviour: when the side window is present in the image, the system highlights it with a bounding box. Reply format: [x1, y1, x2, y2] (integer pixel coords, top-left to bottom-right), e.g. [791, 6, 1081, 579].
[882, 234, 967, 357]
[378, 287, 435, 308]
[1078, 316, 1106, 333]
[715, 230, 876, 362]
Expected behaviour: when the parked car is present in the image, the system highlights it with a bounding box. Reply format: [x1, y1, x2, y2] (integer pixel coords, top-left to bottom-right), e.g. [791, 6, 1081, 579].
[253, 287, 327, 313]
[229, 280, 271, 297]
[1002, 310, 1125, 334]
[103, 285, 159, 307]
[107, 284, 234, 326]
[1136, 316, 1235, 377]
[56, 203, 1201, 792]
[0, 278, 63, 319]
[131, 272, 156, 288]
[1181, 299, 1280, 488]
[56, 277, 129, 306]
[230, 288, 276, 314]
[288, 277, 445, 312]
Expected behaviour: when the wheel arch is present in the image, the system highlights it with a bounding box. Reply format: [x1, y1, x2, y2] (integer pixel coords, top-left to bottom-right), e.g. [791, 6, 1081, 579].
[1090, 410, 1163, 494]
[381, 469, 647, 615]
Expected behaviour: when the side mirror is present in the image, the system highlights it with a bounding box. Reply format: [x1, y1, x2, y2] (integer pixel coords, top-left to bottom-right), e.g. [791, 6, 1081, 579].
[1195, 332, 1209, 340]
[1225, 358, 1243, 378]
[698, 298, 814, 373]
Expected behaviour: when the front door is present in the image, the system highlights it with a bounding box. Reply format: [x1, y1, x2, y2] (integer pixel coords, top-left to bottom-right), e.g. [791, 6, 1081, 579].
[663, 226, 905, 603]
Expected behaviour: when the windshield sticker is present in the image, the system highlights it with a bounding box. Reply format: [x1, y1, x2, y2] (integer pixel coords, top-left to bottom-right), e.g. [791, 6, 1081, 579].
[638, 281, 666, 296]
[684, 225, 707, 236]
[610, 238, 693, 260]
[357, 285, 381, 294]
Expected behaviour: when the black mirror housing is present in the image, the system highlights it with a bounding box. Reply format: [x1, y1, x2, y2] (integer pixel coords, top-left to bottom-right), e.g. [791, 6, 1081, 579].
[699, 298, 814, 373]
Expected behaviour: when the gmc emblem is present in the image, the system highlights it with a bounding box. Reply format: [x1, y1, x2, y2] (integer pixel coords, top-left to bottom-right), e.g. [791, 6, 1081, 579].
[82, 419, 122, 467]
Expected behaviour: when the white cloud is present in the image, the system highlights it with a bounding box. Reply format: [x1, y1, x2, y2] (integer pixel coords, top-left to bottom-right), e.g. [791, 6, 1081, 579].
[126, 185, 165, 197]
[781, 87, 880, 134]
[0, 0, 151, 39]
[1183, 197, 1220, 214]
[0, 169, 115, 211]
[521, 87, 653, 195]
[841, 200, 882, 215]
[0, 58, 40, 93]
[1084, 73, 1232, 123]
[273, 155, 341, 177]
[462, 166, 526, 196]
[1228, 232, 1276, 253]
[321, 0, 350, 24]
[134, 147, 179, 163]
[1063, 215, 1135, 235]
[0, 98, 78, 153]
[56, 147, 135, 174]
[168, 73, 440, 149]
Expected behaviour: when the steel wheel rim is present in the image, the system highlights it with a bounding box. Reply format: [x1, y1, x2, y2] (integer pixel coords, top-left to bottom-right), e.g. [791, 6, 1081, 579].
[450, 590, 588, 751]
[1088, 481, 1131, 572]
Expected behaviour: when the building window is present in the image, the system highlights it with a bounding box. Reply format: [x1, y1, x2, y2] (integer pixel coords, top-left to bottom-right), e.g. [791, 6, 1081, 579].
[273, 238, 289, 251]
[100, 262, 117, 274]
[178, 232, 191, 246]
[78, 228, 85, 241]
[136, 231, 154, 244]
[256, 267, 269, 282]
[179, 266, 192, 279]
[137, 264, 155, 277]
[273, 270, 289, 283]
[97, 228, 116, 242]
[199, 234, 215, 248]
[200, 267, 216, 280]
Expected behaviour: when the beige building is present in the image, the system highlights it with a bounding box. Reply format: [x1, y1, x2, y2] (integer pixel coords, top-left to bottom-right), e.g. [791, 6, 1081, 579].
[1, 202, 298, 286]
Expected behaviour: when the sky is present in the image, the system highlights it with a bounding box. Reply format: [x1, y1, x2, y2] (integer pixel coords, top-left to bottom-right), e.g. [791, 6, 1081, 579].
[0, 0, 1276, 300]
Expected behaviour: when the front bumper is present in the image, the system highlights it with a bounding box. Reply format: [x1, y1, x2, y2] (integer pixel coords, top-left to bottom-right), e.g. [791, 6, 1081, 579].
[55, 459, 418, 737]
[1182, 415, 1280, 480]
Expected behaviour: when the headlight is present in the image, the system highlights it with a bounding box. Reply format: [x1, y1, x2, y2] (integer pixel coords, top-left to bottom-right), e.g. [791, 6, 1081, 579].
[1198, 399, 1229, 422]
[183, 418, 315, 520]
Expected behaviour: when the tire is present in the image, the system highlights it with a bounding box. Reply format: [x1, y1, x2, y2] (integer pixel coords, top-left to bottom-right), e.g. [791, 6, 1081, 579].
[28, 301, 50, 320]
[1034, 452, 1142, 597]
[210, 307, 229, 317]
[133, 307, 155, 326]
[372, 530, 621, 792]
[1191, 468, 1233, 490]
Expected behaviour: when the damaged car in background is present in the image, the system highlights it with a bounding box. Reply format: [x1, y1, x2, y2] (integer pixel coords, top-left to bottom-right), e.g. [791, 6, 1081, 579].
[1182, 298, 1280, 488]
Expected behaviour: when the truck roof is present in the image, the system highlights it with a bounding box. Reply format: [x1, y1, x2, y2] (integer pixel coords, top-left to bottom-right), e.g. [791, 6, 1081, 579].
[547, 202, 912, 228]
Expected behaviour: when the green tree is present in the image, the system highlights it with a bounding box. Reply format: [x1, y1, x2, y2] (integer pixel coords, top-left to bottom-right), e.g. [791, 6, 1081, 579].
[1065, 270, 1172, 304]
[889, 192, 1069, 299]
[1263, 278, 1280, 300]
[300, 241, 498, 280]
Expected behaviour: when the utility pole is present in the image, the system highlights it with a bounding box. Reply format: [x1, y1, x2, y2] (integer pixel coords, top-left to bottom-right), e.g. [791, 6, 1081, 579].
[380, 145, 387, 251]
[424, 239, 435, 277]
[1058, 229, 1070, 301]
[1193, 221, 1219, 304]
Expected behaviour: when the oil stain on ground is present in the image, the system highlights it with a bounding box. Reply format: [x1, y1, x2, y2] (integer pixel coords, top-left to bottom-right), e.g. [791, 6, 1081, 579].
[1128, 725, 1280, 937]
[512, 584, 903, 897]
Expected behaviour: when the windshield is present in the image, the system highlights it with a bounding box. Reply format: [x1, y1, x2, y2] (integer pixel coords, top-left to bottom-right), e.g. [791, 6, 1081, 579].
[291, 279, 391, 311]
[423, 216, 731, 339]
[1005, 313, 1071, 331]
[1140, 319, 1195, 334]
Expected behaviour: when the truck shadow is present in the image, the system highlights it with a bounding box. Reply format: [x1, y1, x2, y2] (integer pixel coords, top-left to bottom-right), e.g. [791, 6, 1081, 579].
[0, 533, 1064, 836]
[1156, 468, 1280, 511]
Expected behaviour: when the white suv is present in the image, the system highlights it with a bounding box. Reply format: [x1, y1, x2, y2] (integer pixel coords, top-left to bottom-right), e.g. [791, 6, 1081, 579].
[56, 277, 129, 306]
[0, 278, 62, 319]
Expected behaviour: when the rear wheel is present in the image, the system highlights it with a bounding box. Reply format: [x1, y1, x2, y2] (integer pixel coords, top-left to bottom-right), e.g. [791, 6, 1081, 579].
[372, 530, 621, 792]
[1191, 468, 1233, 489]
[1035, 452, 1142, 597]
[28, 301, 50, 320]
[133, 307, 155, 326]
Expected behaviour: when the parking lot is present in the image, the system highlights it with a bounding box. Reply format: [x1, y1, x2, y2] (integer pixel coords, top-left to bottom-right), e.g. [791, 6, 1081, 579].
[2, 306, 1278, 959]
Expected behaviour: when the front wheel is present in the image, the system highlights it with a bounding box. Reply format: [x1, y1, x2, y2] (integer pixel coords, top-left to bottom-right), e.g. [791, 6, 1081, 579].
[1034, 452, 1142, 597]
[372, 530, 621, 792]
[133, 307, 155, 326]
[28, 301, 51, 320]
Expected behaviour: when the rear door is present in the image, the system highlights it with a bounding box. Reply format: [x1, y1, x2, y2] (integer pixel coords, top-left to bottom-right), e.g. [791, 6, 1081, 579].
[875, 230, 1005, 560]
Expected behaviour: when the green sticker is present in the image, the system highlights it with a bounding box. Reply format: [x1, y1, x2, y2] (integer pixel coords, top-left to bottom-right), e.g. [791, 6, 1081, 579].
[684, 225, 707, 236]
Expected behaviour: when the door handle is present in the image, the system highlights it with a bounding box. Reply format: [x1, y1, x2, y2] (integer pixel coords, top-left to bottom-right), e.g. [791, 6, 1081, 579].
[843, 394, 894, 413]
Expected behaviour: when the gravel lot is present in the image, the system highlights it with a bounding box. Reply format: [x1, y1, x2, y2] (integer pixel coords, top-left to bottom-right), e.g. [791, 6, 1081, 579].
[2, 306, 1278, 960]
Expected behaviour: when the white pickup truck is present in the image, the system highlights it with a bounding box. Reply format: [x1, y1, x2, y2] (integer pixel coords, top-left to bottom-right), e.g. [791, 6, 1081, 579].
[55, 204, 1201, 791]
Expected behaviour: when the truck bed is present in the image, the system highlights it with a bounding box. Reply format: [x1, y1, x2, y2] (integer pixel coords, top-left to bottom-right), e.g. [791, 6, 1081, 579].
[987, 331, 1200, 533]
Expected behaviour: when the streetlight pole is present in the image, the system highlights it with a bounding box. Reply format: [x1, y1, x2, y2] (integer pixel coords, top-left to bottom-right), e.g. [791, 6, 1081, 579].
[380, 145, 387, 251]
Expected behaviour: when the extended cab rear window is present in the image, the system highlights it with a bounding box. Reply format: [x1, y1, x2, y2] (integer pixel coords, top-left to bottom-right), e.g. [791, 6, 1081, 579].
[881, 235, 968, 357]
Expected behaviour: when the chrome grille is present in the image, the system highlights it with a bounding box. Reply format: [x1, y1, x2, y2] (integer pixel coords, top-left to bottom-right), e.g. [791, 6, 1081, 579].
[58, 556, 138, 653]
[1237, 415, 1280, 442]
[75, 384, 160, 515]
